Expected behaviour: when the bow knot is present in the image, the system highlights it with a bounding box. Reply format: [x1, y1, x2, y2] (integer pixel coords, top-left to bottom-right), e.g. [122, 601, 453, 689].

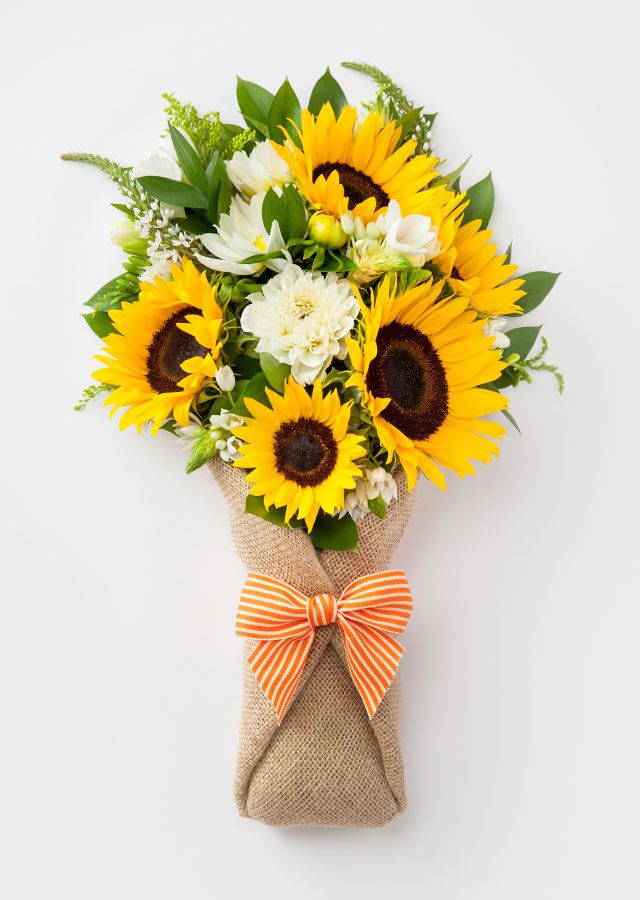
[307, 592, 338, 629]
[236, 571, 412, 723]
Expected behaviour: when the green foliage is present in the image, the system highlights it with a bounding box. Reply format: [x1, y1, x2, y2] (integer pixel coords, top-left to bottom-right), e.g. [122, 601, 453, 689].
[261, 184, 307, 243]
[137, 175, 208, 209]
[162, 92, 253, 163]
[342, 61, 436, 154]
[368, 496, 387, 520]
[230, 372, 270, 415]
[267, 79, 302, 144]
[236, 77, 275, 137]
[494, 334, 564, 393]
[259, 353, 290, 391]
[308, 68, 348, 116]
[462, 173, 494, 229]
[515, 271, 560, 315]
[82, 310, 114, 338]
[61, 152, 147, 208]
[310, 512, 359, 551]
[245, 494, 303, 529]
[74, 382, 113, 411]
[168, 123, 208, 193]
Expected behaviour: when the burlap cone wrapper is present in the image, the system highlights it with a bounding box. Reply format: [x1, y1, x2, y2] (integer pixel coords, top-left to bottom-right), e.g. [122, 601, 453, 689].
[210, 457, 416, 828]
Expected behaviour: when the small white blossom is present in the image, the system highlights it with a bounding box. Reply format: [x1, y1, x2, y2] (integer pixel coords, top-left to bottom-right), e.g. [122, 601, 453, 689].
[209, 409, 244, 433]
[226, 142, 291, 197]
[175, 421, 206, 446]
[240, 263, 359, 385]
[215, 366, 236, 392]
[339, 467, 398, 521]
[197, 192, 289, 276]
[484, 317, 511, 349]
[209, 409, 244, 463]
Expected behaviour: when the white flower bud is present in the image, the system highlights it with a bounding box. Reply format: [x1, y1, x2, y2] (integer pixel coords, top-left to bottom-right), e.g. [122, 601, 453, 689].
[109, 218, 137, 247]
[215, 366, 236, 392]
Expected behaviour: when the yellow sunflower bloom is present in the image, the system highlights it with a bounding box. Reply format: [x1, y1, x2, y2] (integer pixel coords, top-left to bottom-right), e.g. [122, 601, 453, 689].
[274, 104, 441, 225]
[93, 257, 223, 434]
[233, 378, 365, 531]
[346, 277, 508, 490]
[438, 219, 525, 316]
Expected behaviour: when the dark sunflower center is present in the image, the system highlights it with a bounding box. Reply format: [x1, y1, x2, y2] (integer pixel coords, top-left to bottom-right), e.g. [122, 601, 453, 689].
[146, 306, 205, 394]
[313, 162, 389, 210]
[274, 417, 338, 487]
[366, 322, 449, 441]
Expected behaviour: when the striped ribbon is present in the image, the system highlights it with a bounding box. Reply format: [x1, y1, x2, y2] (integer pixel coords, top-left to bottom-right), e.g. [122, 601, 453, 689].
[236, 570, 413, 723]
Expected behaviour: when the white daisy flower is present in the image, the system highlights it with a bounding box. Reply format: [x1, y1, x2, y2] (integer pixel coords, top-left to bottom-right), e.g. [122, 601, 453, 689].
[226, 141, 291, 198]
[197, 192, 288, 276]
[240, 263, 359, 385]
[484, 317, 511, 349]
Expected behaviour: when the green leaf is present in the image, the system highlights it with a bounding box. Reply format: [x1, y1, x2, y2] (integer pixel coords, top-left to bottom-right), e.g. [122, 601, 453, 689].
[515, 271, 560, 315]
[463, 172, 494, 229]
[395, 107, 423, 142]
[206, 152, 233, 224]
[267, 79, 301, 144]
[261, 184, 306, 243]
[504, 325, 542, 361]
[260, 353, 290, 391]
[230, 371, 270, 415]
[435, 157, 470, 189]
[310, 512, 358, 552]
[368, 496, 387, 520]
[82, 310, 113, 338]
[501, 408, 521, 435]
[308, 67, 348, 116]
[236, 77, 274, 135]
[168, 124, 208, 194]
[245, 494, 303, 529]
[238, 250, 285, 265]
[85, 276, 122, 309]
[136, 176, 208, 209]
[178, 215, 214, 236]
[504, 241, 512, 265]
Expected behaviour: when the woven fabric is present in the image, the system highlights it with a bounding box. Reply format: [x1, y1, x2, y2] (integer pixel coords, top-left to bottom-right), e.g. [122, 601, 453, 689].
[210, 458, 416, 828]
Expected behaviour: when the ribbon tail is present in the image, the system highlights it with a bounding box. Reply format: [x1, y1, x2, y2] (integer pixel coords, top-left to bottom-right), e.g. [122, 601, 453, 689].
[338, 618, 405, 719]
[247, 631, 315, 723]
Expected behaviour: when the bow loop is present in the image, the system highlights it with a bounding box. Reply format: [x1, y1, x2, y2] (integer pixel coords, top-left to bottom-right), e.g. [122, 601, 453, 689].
[236, 570, 413, 723]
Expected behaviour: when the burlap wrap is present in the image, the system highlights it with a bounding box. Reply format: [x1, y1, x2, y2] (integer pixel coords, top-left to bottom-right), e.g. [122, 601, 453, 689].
[210, 458, 416, 828]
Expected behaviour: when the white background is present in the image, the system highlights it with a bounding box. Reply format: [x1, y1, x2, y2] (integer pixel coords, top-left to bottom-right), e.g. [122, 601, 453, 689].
[2, 1, 639, 897]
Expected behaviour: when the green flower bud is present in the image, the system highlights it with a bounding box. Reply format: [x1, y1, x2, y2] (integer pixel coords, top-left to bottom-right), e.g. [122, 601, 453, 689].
[308, 212, 348, 249]
[122, 237, 149, 256]
[505, 353, 521, 366]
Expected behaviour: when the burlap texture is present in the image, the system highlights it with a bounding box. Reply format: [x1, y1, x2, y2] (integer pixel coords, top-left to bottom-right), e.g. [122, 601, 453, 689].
[210, 458, 415, 828]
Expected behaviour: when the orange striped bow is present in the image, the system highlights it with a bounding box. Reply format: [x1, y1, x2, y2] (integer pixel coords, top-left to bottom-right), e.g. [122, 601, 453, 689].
[236, 570, 413, 723]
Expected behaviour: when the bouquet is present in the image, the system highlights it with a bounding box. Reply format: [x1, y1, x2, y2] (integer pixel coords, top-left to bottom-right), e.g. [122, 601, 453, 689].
[65, 62, 562, 828]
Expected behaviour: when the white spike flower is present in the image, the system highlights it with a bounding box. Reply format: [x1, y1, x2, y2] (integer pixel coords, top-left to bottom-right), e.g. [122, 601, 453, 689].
[197, 192, 289, 276]
[226, 141, 292, 197]
[240, 263, 359, 385]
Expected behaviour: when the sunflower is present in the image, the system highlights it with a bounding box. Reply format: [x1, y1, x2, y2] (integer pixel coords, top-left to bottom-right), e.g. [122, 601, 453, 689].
[274, 104, 441, 225]
[233, 378, 365, 530]
[93, 257, 223, 434]
[346, 277, 508, 490]
[437, 219, 525, 316]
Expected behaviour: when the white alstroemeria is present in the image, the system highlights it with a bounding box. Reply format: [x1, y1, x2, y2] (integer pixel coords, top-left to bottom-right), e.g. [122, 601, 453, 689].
[132, 145, 182, 182]
[215, 366, 236, 392]
[339, 467, 398, 522]
[241, 264, 359, 385]
[342, 199, 441, 283]
[484, 317, 511, 350]
[197, 193, 289, 276]
[209, 409, 244, 463]
[226, 141, 291, 197]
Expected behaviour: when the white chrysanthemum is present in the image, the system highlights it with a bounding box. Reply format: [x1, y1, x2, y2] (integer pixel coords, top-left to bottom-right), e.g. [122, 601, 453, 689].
[339, 467, 398, 521]
[342, 199, 441, 282]
[484, 316, 511, 349]
[197, 192, 288, 276]
[226, 141, 291, 197]
[241, 263, 359, 385]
